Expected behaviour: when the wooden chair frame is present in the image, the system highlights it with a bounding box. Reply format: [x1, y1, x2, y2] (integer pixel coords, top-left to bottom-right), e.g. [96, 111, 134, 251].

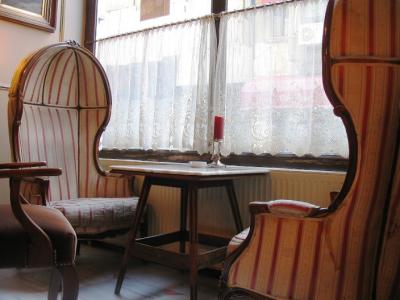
[0, 161, 78, 300]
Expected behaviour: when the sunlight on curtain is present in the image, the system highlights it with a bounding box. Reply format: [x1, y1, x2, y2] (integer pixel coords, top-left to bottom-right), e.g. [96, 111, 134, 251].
[214, 0, 348, 157]
[97, 18, 216, 153]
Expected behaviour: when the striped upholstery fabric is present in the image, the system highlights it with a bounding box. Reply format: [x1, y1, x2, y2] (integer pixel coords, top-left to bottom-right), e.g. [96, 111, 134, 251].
[50, 198, 138, 235]
[227, 200, 319, 255]
[8, 42, 138, 236]
[223, 1, 400, 299]
[376, 148, 400, 300]
[20, 180, 44, 205]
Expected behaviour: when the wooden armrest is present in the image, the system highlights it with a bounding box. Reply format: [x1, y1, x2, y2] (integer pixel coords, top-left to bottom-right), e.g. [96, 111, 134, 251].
[0, 162, 47, 169]
[249, 201, 270, 215]
[0, 167, 61, 178]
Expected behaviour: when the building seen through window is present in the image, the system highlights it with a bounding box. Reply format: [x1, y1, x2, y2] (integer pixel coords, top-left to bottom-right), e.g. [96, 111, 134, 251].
[97, 0, 211, 39]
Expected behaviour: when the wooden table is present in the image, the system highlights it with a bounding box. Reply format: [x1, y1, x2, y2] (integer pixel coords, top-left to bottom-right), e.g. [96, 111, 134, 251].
[111, 163, 269, 300]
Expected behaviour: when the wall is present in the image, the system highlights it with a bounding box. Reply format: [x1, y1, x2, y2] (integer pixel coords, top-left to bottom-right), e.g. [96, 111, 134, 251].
[0, 0, 85, 203]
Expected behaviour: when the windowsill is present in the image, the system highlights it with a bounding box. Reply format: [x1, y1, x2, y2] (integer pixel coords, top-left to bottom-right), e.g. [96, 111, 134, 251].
[99, 149, 348, 172]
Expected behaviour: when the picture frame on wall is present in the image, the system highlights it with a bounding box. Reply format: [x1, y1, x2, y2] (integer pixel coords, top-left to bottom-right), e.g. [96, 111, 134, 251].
[0, 0, 57, 32]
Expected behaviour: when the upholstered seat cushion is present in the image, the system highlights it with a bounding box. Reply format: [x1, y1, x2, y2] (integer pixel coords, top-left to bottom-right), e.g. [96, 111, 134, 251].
[0, 204, 76, 268]
[49, 197, 139, 235]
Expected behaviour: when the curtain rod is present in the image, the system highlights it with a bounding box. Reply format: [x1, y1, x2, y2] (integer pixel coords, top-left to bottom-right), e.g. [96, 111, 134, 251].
[93, 14, 215, 44]
[92, 0, 301, 45]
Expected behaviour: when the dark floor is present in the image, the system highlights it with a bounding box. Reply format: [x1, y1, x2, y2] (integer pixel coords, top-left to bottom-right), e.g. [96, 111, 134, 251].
[0, 244, 219, 299]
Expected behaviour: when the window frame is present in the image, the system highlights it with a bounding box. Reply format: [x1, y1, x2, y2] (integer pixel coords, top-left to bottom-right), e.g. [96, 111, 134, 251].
[85, 0, 349, 171]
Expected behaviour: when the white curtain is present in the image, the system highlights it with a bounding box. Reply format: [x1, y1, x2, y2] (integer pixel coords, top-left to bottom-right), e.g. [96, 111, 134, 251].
[97, 18, 216, 154]
[213, 0, 348, 157]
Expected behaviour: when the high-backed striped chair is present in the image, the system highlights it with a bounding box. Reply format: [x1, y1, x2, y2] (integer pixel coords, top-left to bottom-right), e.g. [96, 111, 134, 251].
[220, 0, 400, 299]
[8, 41, 141, 240]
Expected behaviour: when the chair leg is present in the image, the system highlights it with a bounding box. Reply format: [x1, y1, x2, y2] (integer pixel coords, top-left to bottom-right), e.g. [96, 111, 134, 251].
[48, 268, 62, 300]
[139, 211, 148, 237]
[59, 265, 79, 300]
[76, 241, 81, 256]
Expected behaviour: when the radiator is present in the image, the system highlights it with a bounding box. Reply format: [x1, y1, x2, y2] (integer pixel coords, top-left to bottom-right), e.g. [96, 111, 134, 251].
[133, 169, 345, 238]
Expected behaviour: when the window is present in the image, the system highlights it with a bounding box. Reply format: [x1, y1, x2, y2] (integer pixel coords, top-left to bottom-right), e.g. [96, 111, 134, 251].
[94, 0, 348, 165]
[97, 0, 212, 39]
[214, 0, 347, 157]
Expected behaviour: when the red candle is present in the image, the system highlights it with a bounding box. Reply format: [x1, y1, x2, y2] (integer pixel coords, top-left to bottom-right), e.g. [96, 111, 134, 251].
[213, 116, 224, 141]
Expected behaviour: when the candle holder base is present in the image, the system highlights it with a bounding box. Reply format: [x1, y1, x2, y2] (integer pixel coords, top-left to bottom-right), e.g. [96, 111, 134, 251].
[208, 158, 225, 168]
[208, 140, 226, 168]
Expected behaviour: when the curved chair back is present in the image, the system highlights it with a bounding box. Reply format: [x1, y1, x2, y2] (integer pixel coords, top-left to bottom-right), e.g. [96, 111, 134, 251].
[220, 1, 400, 299]
[322, 0, 400, 296]
[8, 41, 130, 203]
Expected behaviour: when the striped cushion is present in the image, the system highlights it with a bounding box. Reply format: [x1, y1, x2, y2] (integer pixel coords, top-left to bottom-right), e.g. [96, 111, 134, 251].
[49, 197, 138, 235]
[267, 200, 320, 217]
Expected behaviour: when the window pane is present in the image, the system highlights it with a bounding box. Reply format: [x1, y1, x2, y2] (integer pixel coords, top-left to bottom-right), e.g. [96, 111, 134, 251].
[228, 0, 289, 11]
[97, 0, 212, 40]
[97, 19, 216, 153]
[214, 0, 348, 157]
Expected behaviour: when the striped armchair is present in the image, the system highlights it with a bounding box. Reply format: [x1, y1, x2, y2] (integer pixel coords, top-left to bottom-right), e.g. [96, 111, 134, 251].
[8, 42, 142, 239]
[220, 0, 400, 299]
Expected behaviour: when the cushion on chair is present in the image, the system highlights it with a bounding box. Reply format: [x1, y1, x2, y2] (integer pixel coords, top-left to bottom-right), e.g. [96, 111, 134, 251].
[49, 197, 139, 235]
[267, 199, 320, 217]
[227, 227, 250, 255]
[0, 204, 76, 268]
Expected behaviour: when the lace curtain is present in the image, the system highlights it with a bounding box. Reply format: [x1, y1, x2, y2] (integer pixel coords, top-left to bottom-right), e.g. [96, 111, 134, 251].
[97, 18, 216, 154]
[214, 0, 348, 157]
[97, 0, 348, 158]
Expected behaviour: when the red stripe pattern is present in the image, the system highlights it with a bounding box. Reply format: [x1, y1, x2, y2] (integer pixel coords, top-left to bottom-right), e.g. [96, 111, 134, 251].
[49, 197, 138, 235]
[225, 0, 400, 299]
[9, 44, 138, 235]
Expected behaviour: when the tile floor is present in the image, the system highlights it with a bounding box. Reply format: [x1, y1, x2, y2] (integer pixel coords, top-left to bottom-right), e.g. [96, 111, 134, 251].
[0, 245, 219, 299]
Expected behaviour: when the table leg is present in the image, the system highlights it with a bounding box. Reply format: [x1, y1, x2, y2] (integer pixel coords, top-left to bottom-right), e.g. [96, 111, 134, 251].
[180, 186, 188, 253]
[114, 177, 152, 295]
[225, 180, 244, 232]
[188, 184, 198, 300]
